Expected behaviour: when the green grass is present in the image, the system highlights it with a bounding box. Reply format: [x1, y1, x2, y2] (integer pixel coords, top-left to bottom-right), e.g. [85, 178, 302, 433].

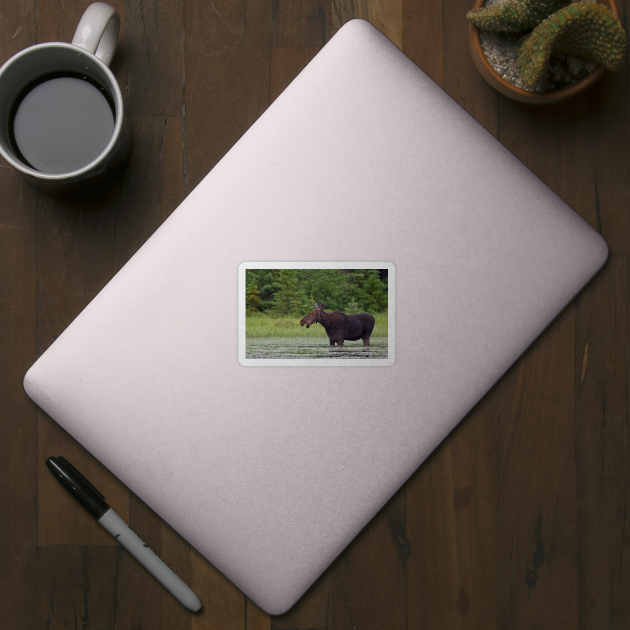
[245, 312, 388, 338]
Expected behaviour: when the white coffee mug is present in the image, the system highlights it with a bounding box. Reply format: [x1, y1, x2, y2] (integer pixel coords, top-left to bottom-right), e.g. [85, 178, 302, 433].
[0, 2, 132, 197]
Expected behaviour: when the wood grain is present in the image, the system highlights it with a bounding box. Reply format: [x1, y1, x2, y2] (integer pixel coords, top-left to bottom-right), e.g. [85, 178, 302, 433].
[443, 0, 497, 131]
[37, 417, 129, 546]
[270, 47, 322, 103]
[332, 0, 403, 48]
[494, 63, 630, 258]
[331, 486, 408, 630]
[0, 5, 38, 629]
[36, 545, 119, 630]
[1, 0, 629, 627]
[0, 146, 38, 630]
[125, 0, 184, 117]
[271, 0, 332, 46]
[190, 549, 249, 630]
[271, 573, 332, 629]
[35, 0, 127, 93]
[576, 256, 630, 629]
[497, 305, 579, 629]
[184, 0, 271, 191]
[407, 392, 499, 629]
[403, 0, 444, 88]
[583, 72, 630, 254]
[115, 495, 192, 629]
[111, 116, 185, 270]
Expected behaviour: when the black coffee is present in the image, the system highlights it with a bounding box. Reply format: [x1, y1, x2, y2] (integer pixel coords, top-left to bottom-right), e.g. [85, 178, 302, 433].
[10, 73, 115, 174]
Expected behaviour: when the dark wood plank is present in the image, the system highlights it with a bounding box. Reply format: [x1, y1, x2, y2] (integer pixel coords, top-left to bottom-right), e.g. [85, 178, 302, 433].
[108, 494, 193, 629]
[271, 573, 332, 629]
[184, 0, 272, 192]
[272, 0, 332, 46]
[36, 545, 119, 630]
[331, 0, 402, 48]
[248, 599, 273, 630]
[189, 556, 270, 630]
[443, 0, 498, 132]
[407, 394, 499, 629]
[37, 416, 129, 546]
[0, 4, 39, 629]
[330, 486, 407, 630]
[0, 130, 39, 630]
[112, 116, 185, 270]
[270, 47, 321, 103]
[496, 97, 598, 226]
[190, 549, 248, 630]
[576, 0, 629, 254]
[497, 305, 578, 628]
[576, 256, 630, 629]
[36, 0, 126, 44]
[126, 0, 184, 117]
[494, 65, 630, 257]
[36, 0, 118, 44]
[582, 71, 630, 254]
[402, 0, 444, 88]
[159, 117, 187, 220]
[491, 16, 629, 628]
[35, 0, 127, 92]
[34, 188, 121, 354]
[0, 0, 36, 54]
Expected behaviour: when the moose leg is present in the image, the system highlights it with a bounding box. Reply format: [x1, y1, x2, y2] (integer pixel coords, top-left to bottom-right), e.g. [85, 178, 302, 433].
[362, 335, 371, 347]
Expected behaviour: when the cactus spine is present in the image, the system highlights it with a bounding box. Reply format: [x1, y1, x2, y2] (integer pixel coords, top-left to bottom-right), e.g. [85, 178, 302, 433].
[516, 1, 627, 85]
[467, 0, 568, 33]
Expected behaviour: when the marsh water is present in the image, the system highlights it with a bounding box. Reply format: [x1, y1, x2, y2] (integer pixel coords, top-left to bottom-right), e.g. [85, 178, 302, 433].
[246, 337, 388, 360]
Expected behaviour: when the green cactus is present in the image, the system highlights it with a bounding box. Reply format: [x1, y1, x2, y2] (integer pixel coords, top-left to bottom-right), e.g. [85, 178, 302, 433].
[516, 1, 627, 85]
[467, 0, 568, 33]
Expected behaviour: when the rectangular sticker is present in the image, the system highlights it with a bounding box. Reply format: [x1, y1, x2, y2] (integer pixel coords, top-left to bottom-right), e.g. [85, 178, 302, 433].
[238, 262, 395, 366]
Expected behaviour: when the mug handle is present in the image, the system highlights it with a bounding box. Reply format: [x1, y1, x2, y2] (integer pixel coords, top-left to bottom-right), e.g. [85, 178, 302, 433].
[71, 2, 120, 67]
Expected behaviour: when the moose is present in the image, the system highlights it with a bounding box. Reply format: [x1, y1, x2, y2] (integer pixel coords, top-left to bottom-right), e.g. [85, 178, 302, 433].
[299, 302, 375, 347]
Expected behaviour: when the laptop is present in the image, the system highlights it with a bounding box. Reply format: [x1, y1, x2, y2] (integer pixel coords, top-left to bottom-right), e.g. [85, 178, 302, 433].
[23, 19, 608, 614]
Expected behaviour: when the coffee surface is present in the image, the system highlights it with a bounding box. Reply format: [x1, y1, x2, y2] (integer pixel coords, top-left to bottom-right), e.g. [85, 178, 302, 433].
[12, 74, 115, 174]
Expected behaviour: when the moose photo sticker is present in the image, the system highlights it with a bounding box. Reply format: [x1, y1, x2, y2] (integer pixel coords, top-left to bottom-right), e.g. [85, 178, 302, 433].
[238, 263, 395, 366]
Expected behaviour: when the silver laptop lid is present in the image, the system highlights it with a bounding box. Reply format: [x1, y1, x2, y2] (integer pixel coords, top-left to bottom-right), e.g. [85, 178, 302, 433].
[24, 19, 607, 614]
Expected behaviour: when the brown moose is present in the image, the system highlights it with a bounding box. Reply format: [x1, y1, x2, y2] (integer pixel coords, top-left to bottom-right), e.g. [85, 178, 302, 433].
[300, 302, 375, 347]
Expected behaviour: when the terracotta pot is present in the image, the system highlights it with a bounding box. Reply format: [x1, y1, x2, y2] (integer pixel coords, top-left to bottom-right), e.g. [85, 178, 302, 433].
[468, 0, 619, 103]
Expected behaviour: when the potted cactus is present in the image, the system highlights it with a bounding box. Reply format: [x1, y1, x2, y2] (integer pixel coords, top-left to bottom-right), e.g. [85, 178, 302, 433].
[467, 0, 627, 103]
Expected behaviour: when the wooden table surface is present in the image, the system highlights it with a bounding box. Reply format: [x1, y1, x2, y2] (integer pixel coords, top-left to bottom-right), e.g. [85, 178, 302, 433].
[1, 0, 629, 628]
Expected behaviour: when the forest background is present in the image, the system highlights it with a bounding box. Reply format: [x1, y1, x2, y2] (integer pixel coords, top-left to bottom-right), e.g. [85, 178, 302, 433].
[245, 268, 389, 338]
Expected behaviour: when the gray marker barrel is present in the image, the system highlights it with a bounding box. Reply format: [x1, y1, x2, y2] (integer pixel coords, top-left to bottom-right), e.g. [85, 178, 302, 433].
[98, 508, 202, 612]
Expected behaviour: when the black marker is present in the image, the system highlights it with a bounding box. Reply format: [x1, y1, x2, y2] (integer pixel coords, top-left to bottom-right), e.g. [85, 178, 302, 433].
[46, 456, 202, 612]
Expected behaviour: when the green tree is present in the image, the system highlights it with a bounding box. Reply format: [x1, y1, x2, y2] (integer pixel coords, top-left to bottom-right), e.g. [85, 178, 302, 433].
[272, 269, 308, 316]
[245, 279, 263, 314]
[301, 269, 352, 311]
[354, 269, 388, 313]
[246, 269, 281, 312]
[345, 297, 361, 314]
